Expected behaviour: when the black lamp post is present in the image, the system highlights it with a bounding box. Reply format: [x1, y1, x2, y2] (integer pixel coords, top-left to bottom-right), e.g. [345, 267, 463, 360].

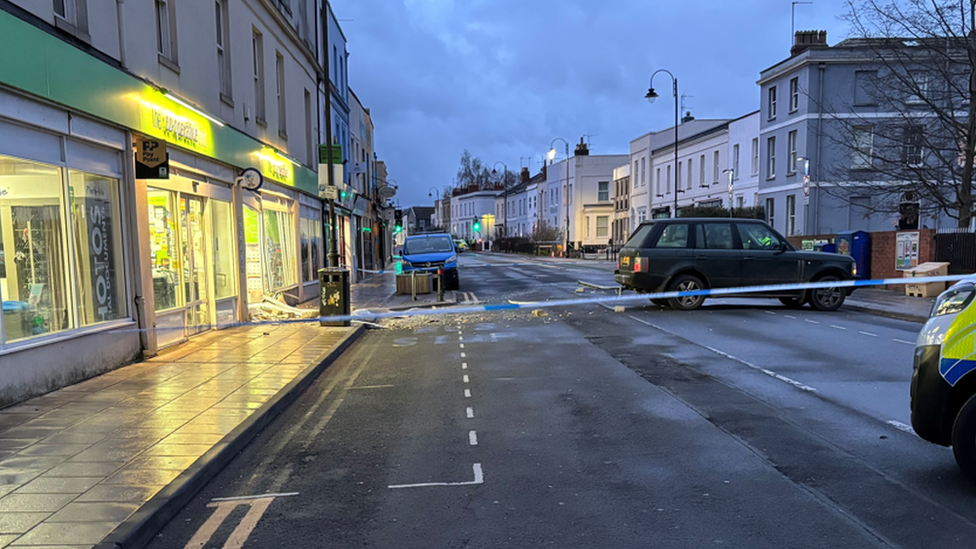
[646, 69, 682, 218]
[491, 161, 508, 238]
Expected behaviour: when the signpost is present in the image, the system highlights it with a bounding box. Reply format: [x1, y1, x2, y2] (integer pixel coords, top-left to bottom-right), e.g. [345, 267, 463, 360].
[134, 136, 169, 179]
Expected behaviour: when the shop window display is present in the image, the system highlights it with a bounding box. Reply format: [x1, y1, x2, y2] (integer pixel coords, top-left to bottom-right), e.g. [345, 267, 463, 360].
[70, 171, 126, 326]
[0, 157, 71, 342]
[243, 205, 264, 305]
[263, 205, 296, 292]
[211, 200, 236, 300]
[147, 188, 180, 311]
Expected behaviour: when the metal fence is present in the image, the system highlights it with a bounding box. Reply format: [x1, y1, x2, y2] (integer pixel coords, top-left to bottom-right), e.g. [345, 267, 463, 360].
[935, 231, 976, 274]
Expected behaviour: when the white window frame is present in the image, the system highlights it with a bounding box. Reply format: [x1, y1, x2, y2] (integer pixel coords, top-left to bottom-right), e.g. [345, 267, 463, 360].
[253, 29, 266, 124]
[656, 167, 662, 196]
[713, 150, 720, 183]
[598, 181, 609, 202]
[766, 197, 775, 227]
[768, 86, 777, 120]
[908, 72, 931, 106]
[733, 144, 740, 180]
[789, 77, 799, 112]
[641, 157, 646, 186]
[787, 130, 798, 175]
[852, 126, 874, 169]
[686, 159, 692, 190]
[751, 138, 759, 175]
[276, 52, 287, 138]
[216, 0, 231, 100]
[766, 136, 776, 179]
[666, 165, 672, 194]
[54, 0, 88, 35]
[699, 154, 706, 187]
[786, 194, 796, 236]
[156, 0, 178, 64]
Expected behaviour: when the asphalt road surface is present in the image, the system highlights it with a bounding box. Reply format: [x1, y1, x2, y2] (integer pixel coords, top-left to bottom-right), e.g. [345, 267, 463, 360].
[148, 252, 976, 549]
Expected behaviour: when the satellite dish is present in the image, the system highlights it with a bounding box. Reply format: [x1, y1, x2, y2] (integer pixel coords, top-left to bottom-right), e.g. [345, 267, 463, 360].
[379, 186, 397, 199]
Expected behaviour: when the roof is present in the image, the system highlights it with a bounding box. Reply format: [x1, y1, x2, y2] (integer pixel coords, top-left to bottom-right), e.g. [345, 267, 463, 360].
[406, 206, 435, 217]
[650, 120, 733, 155]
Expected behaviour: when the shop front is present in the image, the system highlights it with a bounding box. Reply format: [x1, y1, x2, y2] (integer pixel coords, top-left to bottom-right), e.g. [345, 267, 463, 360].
[0, 9, 327, 401]
[142, 166, 238, 348]
[0, 87, 139, 405]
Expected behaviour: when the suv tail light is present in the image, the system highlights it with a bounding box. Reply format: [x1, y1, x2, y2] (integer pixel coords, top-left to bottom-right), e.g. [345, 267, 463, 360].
[634, 257, 643, 272]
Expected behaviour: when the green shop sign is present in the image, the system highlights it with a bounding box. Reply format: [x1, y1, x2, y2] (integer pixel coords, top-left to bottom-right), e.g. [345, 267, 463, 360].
[0, 10, 317, 194]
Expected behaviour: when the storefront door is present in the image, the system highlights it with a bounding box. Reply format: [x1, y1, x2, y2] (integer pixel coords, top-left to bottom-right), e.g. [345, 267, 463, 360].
[180, 196, 210, 335]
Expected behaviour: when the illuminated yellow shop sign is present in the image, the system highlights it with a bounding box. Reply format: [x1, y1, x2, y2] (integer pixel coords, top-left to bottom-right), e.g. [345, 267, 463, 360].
[129, 92, 214, 156]
[255, 147, 296, 186]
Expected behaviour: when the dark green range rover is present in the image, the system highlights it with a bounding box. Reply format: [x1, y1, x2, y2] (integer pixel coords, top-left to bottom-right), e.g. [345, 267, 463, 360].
[614, 218, 857, 311]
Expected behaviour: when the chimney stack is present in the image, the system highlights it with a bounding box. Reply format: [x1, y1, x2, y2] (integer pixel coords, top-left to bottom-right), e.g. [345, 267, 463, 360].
[520, 167, 530, 184]
[574, 137, 590, 156]
[791, 30, 828, 57]
[681, 111, 695, 124]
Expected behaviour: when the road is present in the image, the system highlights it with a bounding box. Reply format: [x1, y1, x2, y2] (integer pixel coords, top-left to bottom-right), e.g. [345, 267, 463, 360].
[148, 252, 976, 549]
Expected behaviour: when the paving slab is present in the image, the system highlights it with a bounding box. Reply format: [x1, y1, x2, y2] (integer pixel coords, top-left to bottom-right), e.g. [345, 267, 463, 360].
[0, 322, 363, 549]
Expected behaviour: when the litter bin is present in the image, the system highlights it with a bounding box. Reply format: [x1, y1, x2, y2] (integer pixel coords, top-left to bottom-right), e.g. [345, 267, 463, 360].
[319, 267, 350, 326]
[904, 262, 950, 298]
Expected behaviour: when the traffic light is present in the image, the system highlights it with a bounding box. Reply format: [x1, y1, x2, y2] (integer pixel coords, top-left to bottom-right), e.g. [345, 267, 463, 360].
[394, 209, 403, 233]
[472, 216, 481, 232]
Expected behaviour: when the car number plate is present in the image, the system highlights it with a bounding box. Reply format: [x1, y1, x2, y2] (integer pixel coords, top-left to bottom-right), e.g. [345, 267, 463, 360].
[621, 257, 630, 266]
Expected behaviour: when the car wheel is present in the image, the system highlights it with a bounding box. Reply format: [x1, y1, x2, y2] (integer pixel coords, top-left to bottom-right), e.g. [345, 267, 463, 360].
[650, 299, 670, 307]
[810, 275, 845, 311]
[666, 274, 706, 311]
[779, 296, 805, 309]
[953, 393, 976, 483]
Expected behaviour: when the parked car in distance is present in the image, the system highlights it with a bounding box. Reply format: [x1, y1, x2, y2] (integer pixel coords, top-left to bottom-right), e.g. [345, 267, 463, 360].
[614, 218, 856, 311]
[911, 275, 976, 481]
[401, 233, 460, 290]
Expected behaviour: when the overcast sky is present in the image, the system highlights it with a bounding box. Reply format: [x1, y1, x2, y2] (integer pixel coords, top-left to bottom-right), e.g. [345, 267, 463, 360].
[337, 0, 850, 208]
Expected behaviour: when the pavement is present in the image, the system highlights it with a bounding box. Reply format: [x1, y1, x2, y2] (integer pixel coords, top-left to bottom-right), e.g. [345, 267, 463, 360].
[143, 252, 976, 549]
[0, 322, 362, 548]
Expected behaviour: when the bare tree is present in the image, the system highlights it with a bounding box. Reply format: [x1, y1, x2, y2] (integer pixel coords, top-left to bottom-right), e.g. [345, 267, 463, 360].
[532, 220, 560, 242]
[821, 0, 976, 228]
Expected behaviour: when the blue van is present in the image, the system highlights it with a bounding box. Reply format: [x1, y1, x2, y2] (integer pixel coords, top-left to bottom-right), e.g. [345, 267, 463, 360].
[401, 233, 460, 290]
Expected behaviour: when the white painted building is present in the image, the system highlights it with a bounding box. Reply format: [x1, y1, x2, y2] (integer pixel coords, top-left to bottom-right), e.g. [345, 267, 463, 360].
[452, 190, 500, 241]
[728, 110, 761, 210]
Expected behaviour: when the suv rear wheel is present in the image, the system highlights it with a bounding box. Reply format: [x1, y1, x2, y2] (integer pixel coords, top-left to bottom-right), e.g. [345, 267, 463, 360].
[666, 274, 706, 311]
[953, 393, 976, 483]
[810, 275, 845, 311]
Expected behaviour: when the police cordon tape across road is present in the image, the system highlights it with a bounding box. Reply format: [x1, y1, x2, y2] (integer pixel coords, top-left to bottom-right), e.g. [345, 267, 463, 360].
[112, 274, 968, 335]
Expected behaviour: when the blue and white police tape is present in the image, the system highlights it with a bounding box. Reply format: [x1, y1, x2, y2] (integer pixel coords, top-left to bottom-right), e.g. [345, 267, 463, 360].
[110, 273, 969, 334]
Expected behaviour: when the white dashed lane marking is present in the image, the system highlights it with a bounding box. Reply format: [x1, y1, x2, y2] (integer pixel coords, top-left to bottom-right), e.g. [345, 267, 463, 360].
[469, 430, 478, 446]
[830, 325, 847, 330]
[460, 343, 465, 349]
[462, 362, 468, 369]
[784, 315, 797, 319]
[893, 338, 915, 345]
[764, 311, 776, 315]
[464, 389, 471, 398]
[466, 407, 474, 418]
[859, 331, 879, 337]
[461, 352, 466, 358]
[805, 319, 820, 324]
[463, 374, 469, 383]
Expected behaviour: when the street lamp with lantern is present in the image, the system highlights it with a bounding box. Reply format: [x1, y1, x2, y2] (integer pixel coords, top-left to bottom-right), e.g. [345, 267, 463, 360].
[796, 156, 812, 233]
[645, 69, 682, 218]
[548, 138, 570, 253]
